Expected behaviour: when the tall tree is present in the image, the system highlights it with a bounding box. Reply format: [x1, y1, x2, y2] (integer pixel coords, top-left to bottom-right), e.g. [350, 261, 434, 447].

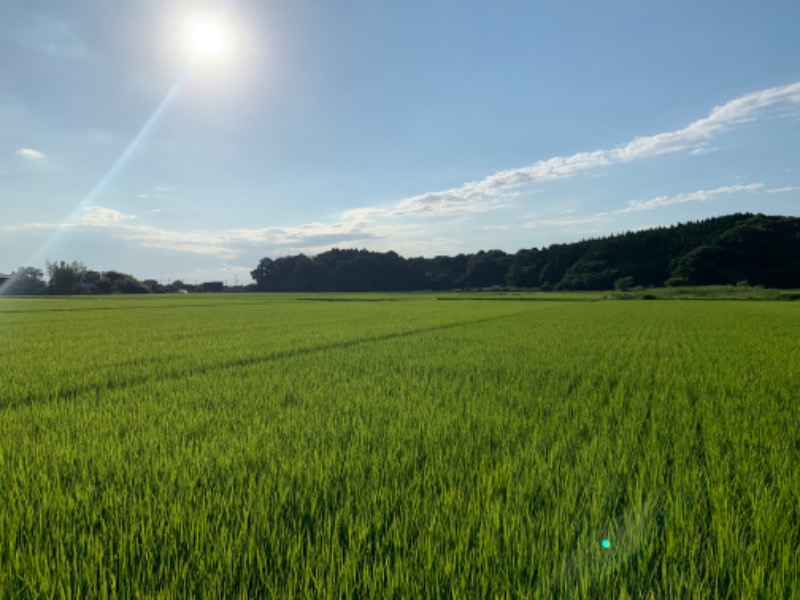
[3, 267, 46, 295]
[46, 260, 86, 295]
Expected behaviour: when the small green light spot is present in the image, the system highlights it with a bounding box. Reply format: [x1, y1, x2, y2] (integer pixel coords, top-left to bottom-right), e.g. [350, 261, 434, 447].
[601, 539, 611, 549]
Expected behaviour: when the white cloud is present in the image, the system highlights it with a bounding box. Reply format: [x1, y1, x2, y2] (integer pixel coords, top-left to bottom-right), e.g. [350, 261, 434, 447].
[346, 81, 800, 220]
[78, 206, 138, 226]
[1, 206, 137, 233]
[87, 82, 793, 257]
[7, 82, 799, 264]
[15, 148, 45, 160]
[107, 226, 240, 258]
[1, 214, 381, 260]
[524, 184, 763, 229]
[115, 222, 380, 260]
[617, 184, 763, 213]
[611, 84, 800, 161]
[32, 208, 389, 259]
[766, 185, 800, 194]
[223, 218, 419, 253]
[524, 213, 612, 229]
[370, 150, 608, 218]
[2, 200, 395, 260]
[137, 187, 174, 198]
[689, 145, 719, 156]
[0, 222, 59, 232]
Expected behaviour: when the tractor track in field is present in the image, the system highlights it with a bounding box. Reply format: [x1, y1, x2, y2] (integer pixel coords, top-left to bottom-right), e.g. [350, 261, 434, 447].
[4, 307, 552, 409]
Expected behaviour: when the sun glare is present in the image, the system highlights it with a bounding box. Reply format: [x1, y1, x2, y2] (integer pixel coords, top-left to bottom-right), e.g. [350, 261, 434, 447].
[188, 19, 226, 59]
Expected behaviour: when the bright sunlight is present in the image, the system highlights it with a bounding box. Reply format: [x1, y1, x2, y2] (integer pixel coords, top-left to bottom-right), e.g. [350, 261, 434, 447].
[188, 18, 226, 60]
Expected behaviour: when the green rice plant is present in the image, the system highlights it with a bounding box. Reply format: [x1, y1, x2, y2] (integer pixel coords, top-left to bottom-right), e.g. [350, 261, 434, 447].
[0, 294, 797, 597]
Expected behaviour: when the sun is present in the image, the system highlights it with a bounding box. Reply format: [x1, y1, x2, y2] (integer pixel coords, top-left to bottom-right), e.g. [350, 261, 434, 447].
[188, 19, 226, 59]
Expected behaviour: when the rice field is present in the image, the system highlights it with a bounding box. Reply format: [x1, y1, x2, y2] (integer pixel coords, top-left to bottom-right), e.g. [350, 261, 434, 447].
[0, 293, 798, 597]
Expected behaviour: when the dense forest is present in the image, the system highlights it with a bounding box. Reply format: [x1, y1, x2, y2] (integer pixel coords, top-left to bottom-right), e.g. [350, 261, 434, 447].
[251, 213, 800, 291]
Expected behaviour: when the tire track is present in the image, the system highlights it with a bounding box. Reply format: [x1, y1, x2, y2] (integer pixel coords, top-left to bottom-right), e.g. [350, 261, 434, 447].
[3, 308, 546, 409]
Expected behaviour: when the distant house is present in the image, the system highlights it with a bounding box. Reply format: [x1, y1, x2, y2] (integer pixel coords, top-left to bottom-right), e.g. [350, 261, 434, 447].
[202, 281, 224, 293]
[0, 273, 11, 290]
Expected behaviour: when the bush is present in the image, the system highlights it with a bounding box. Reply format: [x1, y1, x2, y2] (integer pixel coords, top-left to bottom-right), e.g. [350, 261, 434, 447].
[614, 276, 635, 291]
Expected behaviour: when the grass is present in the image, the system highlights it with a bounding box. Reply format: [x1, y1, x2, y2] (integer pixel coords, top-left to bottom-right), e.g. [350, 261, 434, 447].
[0, 293, 798, 597]
[608, 284, 800, 301]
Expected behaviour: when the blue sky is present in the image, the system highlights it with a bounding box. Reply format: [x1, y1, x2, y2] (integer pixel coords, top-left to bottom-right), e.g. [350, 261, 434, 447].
[2, 0, 799, 284]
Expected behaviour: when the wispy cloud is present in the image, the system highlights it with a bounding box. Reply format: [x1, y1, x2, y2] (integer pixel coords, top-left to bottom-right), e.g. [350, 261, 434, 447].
[42, 20, 87, 58]
[78, 206, 138, 226]
[15, 148, 45, 160]
[4, 200, 388, 260]
[0, 222, 59, 232]
[225, 220, 379, 247]
[352, 151, 608, 219]
[766, 185, 800, 194]
[134, 186, 179, 202]
[8, 82, 799, 264]
[348, 82, 800, 219]
[114, 220, 392, 260]
[523, 213, 612, 229]
[617, 184, 763, 214]
[9, 205, 387, 259]
[118, 227, 239, 258]
[342, 191, 512, 221]
[689, 145, 719, 156]
[524, 184, 763, 229]
[137, 187, 174, 199]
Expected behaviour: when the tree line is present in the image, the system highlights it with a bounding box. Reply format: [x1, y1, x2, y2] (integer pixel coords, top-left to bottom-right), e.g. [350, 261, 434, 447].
[250, 213, 800, 291]
[3, 213, 798, 295]
[0, 262, 226, 296]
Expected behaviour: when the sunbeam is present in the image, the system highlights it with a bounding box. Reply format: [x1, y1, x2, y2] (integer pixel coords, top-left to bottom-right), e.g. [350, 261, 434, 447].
[15, 67, 192, 275]
[2, 0, 238, 296]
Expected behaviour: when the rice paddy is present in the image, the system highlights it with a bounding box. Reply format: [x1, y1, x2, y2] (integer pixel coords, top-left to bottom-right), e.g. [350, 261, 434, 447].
[0, 293, 798, 597]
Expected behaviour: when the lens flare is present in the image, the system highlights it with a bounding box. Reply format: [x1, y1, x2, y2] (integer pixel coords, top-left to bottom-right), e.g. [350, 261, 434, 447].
[2, 0, 236, 293]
